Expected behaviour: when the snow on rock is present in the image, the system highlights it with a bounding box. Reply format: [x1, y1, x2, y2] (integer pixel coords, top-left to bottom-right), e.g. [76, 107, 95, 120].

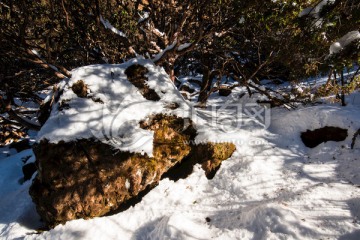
[329, 31, 360, 55]
[37, 58, 189, 155]
[29, 129, 235, 226]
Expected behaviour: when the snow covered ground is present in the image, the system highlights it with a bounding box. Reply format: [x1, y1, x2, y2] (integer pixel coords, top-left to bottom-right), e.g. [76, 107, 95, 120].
[1, 73, 360, 239]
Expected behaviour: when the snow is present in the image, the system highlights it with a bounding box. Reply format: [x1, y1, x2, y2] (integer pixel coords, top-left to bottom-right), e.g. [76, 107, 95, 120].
[1, 64, 360, 239]
[239, 16, 245, 24]
[15, 112, 41, 128]
[177, 43, 192, 51]
[31, 49, 59, 72]
[299, 0, 335, 18]
[299, 0, 336, 27]
[36, 59, 193, 156]
[152, 41, 177, 62]
[153, 28, 165, 37]
[138, 12, 150, 24]
[330, 31, 360, 55]
[31, 49, 42, 59]
[100, 15, 127, 38]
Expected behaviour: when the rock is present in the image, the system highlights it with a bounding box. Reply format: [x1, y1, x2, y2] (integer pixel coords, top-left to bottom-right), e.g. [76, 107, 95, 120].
[301, 126, 348, 148]
[30, 114, 235, 226]
[30, 61, 236, 227]
[198, 143, 236, 179]
[161, 142, 236, 181]
[351, 129, 360, 149]
[30, 114, 192, 226]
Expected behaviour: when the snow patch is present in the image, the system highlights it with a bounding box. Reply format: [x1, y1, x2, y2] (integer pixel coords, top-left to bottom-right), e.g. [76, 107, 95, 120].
[329, 31, 360, 55]
[299, 0, 336, 27]
[100, 15, 127, 38]
[177, 43, 192, 51]
[152, 41, 177, 62]
[125, 179, 130, 190]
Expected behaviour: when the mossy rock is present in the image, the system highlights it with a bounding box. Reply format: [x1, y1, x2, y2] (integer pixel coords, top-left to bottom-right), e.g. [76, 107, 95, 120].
[193, 142, 236, 179]
[30, 114, 236, 227]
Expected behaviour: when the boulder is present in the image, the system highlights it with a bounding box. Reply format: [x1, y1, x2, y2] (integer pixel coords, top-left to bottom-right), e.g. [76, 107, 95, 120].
[30, 114, 235, 226]
[30, 60, 236, 227]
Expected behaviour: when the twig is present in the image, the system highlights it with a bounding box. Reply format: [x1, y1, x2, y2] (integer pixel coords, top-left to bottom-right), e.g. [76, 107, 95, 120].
[0, 116, 22, 126]
[7, 109, 41, 131]
[61, 0, 70, 28]
[349, 66, 360, 84]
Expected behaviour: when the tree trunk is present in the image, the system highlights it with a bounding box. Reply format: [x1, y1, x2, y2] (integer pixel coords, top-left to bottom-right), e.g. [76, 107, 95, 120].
[340, 71, 346, 106]
[197, 66, 211, 104]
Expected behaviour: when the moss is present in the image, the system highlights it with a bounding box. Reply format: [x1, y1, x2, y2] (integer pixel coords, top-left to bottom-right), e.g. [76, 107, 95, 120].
[71, 80, 88, 98]
[30, 114, 236, 227]
[124, 64, 160, 101]
[144, 158, 158, 174]
[211, 143, 236, 160]
[188, 142, 236, 179]
[124, 64, 148, 80]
